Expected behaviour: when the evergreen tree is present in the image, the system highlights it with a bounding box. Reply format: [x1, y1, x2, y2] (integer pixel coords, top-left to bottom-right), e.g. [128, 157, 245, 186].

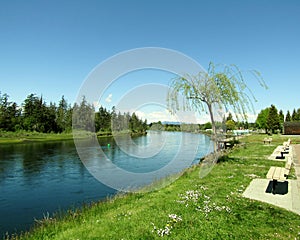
[285, 110, 291, 122]
[0, 93, 20, 131]
[96, 106, 111, 132]
[266, 104, 280, 133]
[226, 112, 233, 121]
[65, 104, 73, 132]
[56, 96, 68, 132]
[46, 102, 58, 132]
[278, 110, 284, 133]
[292, 109, 297, 121]
[22, 94, 40, 131]
[72, 96, 95, 131]
[297, 108, 300, 121]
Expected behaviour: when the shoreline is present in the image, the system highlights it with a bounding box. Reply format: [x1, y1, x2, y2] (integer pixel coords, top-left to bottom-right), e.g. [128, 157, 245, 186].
[0, 131, 148, 145]
[9, 133, 300, 239]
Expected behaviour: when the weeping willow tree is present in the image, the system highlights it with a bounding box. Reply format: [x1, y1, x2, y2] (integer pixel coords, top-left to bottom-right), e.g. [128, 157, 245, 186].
[168, 62, 267, 137]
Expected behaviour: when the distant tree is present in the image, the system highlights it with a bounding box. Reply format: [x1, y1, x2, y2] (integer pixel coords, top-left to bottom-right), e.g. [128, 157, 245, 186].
[129, 112, 140, 132]
[168, 62, 266, 137]
[255, 108, 270, 133]
[44, 102, 58, 132]
[0, 93, 20, 131]
[285, 110, 291, 122]
[22, 94, 40, 131]
[236, 121, 248, 130]
[226, 112, 233, 122]
[226, 119, 236, 131]
[22, 94, 58, 132]
[266, 104, 280, 133]
[292, 109, 298, 121]
[203, 122, 212, 130]
[297, 108, 300, 121]
[56, 96, 69, 132]
[243, 121, 250, 129]
[150, 121, 164, 131]
[72, 96, 95, 131]
[278, 110, 284, 133]
[95, 106, 111, 132]
[112, 111, 123, 132]
[142, 119, 148, 131]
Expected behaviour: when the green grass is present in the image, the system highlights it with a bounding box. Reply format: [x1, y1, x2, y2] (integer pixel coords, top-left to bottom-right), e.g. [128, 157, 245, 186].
[0, 131, 75, 144]
[6, 134, 300, 240]
[0, 130, 146, 145]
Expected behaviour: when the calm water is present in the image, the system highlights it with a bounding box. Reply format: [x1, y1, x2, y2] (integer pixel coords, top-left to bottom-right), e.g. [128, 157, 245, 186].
[0, 131, 212, 237]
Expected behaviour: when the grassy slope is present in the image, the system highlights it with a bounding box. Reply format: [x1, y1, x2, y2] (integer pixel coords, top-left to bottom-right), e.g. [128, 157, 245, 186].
[0, 131, 146, 145]
[0, 132, 75, 144]
[9, 134, 300, 240]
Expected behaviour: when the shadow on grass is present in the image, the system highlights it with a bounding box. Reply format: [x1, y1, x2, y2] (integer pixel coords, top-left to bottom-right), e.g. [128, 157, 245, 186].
[217, 154, 235, 163]
[265, 181, 288, 195]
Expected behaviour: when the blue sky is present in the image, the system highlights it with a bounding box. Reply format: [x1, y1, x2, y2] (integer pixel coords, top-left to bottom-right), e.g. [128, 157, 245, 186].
[1, 0, 300, 123]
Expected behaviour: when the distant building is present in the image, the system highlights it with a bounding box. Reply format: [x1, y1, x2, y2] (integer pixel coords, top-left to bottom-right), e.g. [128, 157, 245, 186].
[284, 122, 300, 135]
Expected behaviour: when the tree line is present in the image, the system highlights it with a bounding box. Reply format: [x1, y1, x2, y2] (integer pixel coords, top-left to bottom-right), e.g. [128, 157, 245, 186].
[255, 104, 300, 134]
[0, 92, 147, 134]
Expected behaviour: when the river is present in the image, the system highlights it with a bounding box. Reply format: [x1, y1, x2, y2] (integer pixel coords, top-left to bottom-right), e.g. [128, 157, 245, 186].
[0, 131, 213, 237]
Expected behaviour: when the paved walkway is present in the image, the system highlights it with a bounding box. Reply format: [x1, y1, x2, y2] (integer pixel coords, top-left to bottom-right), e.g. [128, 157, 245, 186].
[243, 144, 300, 215]
[267, 145, 293, 161]
[292, 144, 300, 179]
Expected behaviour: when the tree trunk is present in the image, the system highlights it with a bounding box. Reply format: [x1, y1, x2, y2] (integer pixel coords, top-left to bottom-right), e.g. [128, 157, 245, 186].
[207, 102, 218, 152]
[207, 102, 216, 135]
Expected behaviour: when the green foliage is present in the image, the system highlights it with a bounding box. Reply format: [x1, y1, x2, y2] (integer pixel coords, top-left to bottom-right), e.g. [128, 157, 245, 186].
[56, 96, 72, 132]
[202, 122, 212, 130]
[225, 119, 236, 130]
[164, 124, 181, 131]
[0, 93, 21, 131]
[255, 107, 269, 132]
[226, 112, 233, 121]
[72, 96, 95, 132]
[266, 104, 280, 133]
[292, 109, 298, 121]
[0, 92, 147, 135]
[22, 94, 57, 133]
[291, 108, 300, 122]
[278, 110, 284, 133]
[285, 110, 291, 122]
[95, 106, 112, 132]
[168, 62, 266, 135]
[149, 121, 164, 131]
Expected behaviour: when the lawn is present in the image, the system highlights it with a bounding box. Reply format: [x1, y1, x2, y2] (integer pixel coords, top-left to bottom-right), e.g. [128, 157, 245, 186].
[7, 134, 300, 240]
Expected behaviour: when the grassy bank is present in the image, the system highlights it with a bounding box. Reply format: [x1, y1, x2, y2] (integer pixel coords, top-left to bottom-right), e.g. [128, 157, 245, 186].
[0, 130, 147, 145]
[7, 134, 300, 239]
[0, 131, 75, 144]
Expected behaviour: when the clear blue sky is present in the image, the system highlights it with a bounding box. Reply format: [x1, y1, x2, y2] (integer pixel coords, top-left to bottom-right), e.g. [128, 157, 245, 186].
[1, 0, 299, 122]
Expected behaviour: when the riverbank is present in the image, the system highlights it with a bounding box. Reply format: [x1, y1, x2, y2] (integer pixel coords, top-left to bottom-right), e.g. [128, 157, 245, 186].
[0, 130, 147, 145]
[0, 131, 75, 144]
[8, 134, 300, 239]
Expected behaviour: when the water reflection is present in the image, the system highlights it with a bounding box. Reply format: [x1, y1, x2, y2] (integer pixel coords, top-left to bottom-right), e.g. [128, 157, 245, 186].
[0, 140, 116, 237]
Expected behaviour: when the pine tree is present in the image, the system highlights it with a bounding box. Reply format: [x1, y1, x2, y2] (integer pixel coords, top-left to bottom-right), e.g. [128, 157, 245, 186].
[297, 108, 300, 121]
[285, 110, 291, 122]
[278, 110, 284, 133]
[292, 109, 297, 121]
[56, 96, 68, 132]
[0, 93, 20, 131]
[266, 104, 280, 133]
